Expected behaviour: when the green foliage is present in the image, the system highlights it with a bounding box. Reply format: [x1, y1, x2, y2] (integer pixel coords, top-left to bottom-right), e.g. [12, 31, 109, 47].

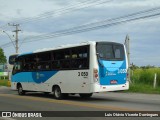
[128, 68, 160, 94]
[0, 76, 9, 80]
[0, 79, 8, 86]
[129, 84, 160, 94]
[0, 48, 7, 63]
[130, 64, 139, 70]
[131, 68, 160, 86]
[140, 65, 155, 69]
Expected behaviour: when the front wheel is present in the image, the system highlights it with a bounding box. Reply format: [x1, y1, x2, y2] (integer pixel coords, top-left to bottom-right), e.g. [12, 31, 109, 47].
[17, 85, 25, 95]
[79, 93, 93, 98]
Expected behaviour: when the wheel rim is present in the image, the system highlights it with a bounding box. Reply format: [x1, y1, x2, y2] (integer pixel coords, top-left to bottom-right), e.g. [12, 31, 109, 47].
[18, 86, 23, 94]
[55, 87, 61, 98]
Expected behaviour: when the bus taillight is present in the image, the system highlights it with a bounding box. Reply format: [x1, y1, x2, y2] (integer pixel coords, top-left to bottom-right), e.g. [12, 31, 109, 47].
[94, 68, 99, 80]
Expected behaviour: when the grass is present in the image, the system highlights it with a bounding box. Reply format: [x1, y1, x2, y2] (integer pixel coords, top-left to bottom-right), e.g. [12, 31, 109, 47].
[127, 68, 160, 94]
[131, 68, 160, 86]
[128, 83, 160, 94]
[0, 79, 11, 87]
[0, 75, 10, 87]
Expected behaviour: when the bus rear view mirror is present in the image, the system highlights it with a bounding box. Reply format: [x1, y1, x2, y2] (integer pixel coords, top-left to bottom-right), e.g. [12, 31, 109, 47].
[9, 54, 19, 65]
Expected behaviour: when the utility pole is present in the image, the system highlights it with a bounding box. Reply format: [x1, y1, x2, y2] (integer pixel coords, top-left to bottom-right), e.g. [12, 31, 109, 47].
[125, 35, 131, 83]
[8, 23, 21, 53]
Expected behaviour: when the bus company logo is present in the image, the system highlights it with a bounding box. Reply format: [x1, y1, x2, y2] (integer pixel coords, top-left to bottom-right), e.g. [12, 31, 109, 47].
[2, 112, 11, 117]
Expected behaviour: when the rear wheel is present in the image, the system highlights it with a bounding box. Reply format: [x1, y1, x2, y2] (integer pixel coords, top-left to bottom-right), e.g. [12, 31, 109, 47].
[54, 86, 63, 100]
[79, 93, 93, 98]
[17, 84, 25, 95]
[53, 86, 68, 99]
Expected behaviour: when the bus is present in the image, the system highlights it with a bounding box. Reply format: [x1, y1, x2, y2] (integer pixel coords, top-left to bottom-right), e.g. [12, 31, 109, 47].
[9, 41, 129, 99]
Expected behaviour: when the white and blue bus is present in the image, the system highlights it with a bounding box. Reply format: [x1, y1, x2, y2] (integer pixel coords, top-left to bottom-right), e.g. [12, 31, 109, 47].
[9, 41, 129, 99]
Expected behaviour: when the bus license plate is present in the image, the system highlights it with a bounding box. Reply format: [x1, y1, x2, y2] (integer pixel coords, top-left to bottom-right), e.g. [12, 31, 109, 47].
[110, 80, 117, 84]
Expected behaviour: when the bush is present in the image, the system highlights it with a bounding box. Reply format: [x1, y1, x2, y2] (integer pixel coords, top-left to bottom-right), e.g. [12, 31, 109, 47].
[0, 76, 9, 80]
[131, 68, 160, 88]
[0, 79, 8, 86]
[126, 68, 160, 94]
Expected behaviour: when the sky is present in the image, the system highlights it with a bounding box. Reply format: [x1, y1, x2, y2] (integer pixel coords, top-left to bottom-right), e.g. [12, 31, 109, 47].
[0, 0, 160, 67]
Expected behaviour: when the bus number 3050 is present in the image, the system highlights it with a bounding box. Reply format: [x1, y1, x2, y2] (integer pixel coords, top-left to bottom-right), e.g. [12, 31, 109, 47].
[118, 69, 127, 74]
[78, 72, 88, 76]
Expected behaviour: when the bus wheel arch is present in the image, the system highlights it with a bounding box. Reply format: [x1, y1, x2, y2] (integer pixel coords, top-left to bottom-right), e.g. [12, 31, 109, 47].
[17, 83, 25, 95]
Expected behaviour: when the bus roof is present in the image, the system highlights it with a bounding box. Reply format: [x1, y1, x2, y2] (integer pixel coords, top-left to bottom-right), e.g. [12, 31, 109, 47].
[18, 41, 123, 57]
[18, 41, 95, 56]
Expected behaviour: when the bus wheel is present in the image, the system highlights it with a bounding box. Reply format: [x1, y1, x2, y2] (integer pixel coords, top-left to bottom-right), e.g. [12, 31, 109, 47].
[53, 86, 63, 100]
[17, 85, 25, 95]
[79, 93, 93, 98]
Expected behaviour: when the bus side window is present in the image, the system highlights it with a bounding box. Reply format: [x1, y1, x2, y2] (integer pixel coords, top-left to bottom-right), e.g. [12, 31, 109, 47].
[23, 63, 30, 71]
[37, 64, 42, 70]
[70, 45, 89, 69]
[45, 62, 51, 70]
[52, 61, 60, 69]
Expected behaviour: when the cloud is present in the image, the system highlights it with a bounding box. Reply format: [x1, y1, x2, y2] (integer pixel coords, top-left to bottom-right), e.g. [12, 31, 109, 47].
[16, 9, 22, 16]
[0, 0, 160, 66]
[98, 0, 160, 8]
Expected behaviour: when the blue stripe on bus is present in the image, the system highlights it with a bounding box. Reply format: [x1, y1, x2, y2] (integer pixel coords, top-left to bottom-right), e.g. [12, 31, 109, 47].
[12, 71, 58, 84]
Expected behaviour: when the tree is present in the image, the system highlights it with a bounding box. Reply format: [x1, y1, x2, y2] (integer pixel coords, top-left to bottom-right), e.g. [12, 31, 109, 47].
[130, 63, 139, 70]
[140, 65, 155, 69]
[0, 48, 7, 63]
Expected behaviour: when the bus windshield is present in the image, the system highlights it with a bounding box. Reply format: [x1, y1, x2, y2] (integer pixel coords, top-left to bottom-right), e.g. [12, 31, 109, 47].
[96, 42, 124, 61]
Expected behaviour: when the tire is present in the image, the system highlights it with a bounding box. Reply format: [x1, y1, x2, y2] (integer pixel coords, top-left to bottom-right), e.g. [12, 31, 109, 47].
[79, 93, 93, 98]
[17, 84, 25, 95]
[53, 86, 63, 100]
